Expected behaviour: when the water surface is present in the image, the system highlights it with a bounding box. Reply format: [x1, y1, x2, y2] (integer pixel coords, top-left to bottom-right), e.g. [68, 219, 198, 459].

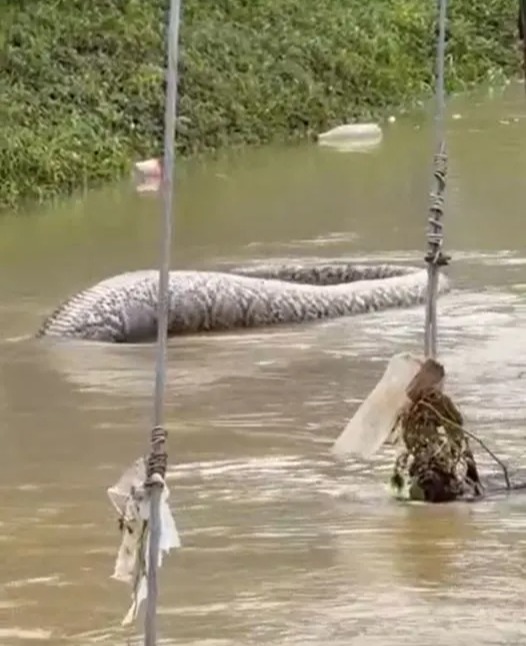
[2, 83, 526, 645]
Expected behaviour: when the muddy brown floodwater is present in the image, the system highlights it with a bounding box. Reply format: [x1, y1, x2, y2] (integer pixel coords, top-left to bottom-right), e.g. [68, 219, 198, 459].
[2, 83, 526, 645]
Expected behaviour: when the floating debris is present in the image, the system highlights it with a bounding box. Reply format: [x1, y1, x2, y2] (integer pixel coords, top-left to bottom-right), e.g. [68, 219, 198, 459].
[332, 353, 423, 460]
[317, 122, 383, 153]
[133, 157, 162, 193]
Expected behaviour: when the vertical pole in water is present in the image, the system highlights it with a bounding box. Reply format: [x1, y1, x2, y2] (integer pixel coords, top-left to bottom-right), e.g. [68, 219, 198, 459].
[520, 0, 526, 92]
[144, 0, 182, 645]
[424, 0, 449, 360]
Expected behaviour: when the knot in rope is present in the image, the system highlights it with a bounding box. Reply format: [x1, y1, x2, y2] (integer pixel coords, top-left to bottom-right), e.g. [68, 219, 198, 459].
[146, 425, 168, 483]
[425, 147, 450, 268]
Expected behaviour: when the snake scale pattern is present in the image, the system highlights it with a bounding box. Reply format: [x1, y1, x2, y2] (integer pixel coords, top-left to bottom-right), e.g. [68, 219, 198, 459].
[36, 261, 450, 343]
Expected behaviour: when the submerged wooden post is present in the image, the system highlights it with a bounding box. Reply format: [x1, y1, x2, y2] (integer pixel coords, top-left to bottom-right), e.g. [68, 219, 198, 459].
[406, 358, 445, 402]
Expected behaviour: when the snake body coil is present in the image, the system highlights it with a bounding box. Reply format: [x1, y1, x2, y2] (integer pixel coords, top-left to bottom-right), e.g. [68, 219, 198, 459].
[37, 261, 450, 343]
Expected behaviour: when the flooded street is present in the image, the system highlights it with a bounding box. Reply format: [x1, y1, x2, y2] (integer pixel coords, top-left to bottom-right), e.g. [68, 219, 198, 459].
[2, 83, 526, 645]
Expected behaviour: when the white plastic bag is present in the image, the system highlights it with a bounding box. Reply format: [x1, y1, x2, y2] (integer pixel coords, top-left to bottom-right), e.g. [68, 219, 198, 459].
[108, 458, 180, 626]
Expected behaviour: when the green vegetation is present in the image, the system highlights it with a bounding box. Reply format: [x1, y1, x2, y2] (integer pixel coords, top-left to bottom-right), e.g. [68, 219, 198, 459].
[1, 0, 519, 210]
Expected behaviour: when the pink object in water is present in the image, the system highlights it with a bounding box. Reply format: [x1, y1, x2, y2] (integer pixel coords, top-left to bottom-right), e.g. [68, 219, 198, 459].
[133, 157, 163, 193]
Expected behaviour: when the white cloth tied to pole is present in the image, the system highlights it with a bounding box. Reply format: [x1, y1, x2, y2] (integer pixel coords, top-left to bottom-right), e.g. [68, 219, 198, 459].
[107, 458, 180, 626]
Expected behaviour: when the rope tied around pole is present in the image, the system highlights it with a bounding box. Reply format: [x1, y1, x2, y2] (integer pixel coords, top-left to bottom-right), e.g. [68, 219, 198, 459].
[146, 426, 168, 484]
[424, 0, 450, 360]
[425, 147, 450, 268]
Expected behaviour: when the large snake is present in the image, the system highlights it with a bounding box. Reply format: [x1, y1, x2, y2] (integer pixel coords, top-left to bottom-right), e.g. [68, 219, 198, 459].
[36, 261, 450, 343]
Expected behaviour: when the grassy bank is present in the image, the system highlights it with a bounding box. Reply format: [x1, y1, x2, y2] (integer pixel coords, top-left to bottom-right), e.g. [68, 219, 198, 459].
[1, 0, 519, 210]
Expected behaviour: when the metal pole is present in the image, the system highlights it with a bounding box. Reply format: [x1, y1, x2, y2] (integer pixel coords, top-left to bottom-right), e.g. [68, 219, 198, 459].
[144, 0, 183, 644]
[424, 0, 448, 359]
